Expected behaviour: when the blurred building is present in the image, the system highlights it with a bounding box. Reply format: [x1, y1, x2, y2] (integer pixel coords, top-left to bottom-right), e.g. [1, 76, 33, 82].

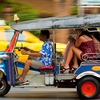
[13, 0, 74, 43]
[14, 0, 54, 16]
[77, 0, 100, 15]
[1, 0, 100, 43]
[2, 3, 14, 20]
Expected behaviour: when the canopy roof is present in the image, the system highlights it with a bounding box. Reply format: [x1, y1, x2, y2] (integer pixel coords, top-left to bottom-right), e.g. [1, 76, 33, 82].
[10, 14, 100, 31]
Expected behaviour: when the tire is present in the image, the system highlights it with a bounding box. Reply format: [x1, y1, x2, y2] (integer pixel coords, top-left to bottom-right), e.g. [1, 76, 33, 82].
[0, 78, 11, 96]
[77, 77, 100, 99]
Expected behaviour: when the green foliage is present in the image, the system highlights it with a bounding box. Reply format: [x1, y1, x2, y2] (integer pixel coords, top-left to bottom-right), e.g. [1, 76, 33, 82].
[0, 0, 11, 12]
[0, 1, 40, 37]
[16, 9, 40, 37]
[5, 0, 14, 2]
[16, 10, 39, 22]
[11, 3, 40, 37]
[71, 6, 78, 15]
[0, 4, 5, 12]
[8, 2, 39, 22]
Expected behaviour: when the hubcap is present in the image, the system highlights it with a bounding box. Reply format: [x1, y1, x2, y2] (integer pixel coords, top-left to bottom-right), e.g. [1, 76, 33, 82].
[82, 81, 96, 97]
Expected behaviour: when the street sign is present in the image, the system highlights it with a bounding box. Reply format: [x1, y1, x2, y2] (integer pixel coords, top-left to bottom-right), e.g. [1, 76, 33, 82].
[81, 0, 100, 5]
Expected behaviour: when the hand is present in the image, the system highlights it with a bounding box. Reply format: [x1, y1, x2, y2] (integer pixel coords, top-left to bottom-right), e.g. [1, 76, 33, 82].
[21, 47, 30, 51]
[68, 36, 76, 42]
[21, 49, 28, 55]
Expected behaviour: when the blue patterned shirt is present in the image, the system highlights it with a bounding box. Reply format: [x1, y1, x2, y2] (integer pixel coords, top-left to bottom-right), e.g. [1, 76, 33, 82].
[38, 40, 53, 66]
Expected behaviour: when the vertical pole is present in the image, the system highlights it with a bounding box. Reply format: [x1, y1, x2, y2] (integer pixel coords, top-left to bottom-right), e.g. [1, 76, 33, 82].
[52, 29, 56, 65]
[77, 0, 84, 15]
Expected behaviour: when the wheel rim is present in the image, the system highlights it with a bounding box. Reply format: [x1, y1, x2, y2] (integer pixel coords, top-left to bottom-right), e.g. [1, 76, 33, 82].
[0, 80, 6, 92]
[82, 81, 96, 97]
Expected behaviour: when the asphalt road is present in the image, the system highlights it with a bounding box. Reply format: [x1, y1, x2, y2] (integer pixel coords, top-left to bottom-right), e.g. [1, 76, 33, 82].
[1, 87, 78, 100]
[0, 87, 100, 100]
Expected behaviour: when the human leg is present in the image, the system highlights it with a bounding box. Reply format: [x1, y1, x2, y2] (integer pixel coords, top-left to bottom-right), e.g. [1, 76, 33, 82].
[64, 41, 74, 61]
[72, 54, 78, 68]
[19, 59, 32, 82]
[62, 46, 82, 73]
[64, 46, 82, 69]
[31, 60, 44, 69]
[68, 54, 79, 73]
[19, 59, 44, 82]
[60, 41, 74, 70]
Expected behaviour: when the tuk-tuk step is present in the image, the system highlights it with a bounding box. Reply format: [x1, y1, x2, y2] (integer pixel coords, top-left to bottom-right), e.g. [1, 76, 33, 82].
[56, 74, 74, 80]
[14, 85, 56, 88]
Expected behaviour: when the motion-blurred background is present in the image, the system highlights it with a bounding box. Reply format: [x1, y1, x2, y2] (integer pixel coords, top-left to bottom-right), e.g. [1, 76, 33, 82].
[0, 0, 100, 63]
[0, 0, 100, 43]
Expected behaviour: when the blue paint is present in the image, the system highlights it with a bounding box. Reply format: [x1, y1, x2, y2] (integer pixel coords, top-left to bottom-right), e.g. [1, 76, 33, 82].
[75, 62, 100, 75]
[55, 65, 60, 74]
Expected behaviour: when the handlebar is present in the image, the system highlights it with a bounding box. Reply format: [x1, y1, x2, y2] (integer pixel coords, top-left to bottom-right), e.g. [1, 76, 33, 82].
[14, 47, 30, 51]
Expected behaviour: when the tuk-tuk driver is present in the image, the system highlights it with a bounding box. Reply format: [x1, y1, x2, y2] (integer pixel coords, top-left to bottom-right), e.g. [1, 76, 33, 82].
[17, 30, 53, 85]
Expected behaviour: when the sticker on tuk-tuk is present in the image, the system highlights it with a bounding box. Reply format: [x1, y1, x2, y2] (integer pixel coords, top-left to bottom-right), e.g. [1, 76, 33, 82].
[92, 66, 100, 71]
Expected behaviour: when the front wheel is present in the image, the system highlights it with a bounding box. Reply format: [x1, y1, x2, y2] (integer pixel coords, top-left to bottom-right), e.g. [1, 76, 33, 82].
[77, 77, 100, 99]
[0, 78, 11, 96]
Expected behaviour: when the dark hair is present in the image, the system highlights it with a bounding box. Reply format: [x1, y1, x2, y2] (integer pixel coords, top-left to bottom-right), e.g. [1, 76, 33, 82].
[87, 28, 100, 41]
[41, 30, 50, 39]
[91, 32, 100, 41]
[79, 30, 92, 38]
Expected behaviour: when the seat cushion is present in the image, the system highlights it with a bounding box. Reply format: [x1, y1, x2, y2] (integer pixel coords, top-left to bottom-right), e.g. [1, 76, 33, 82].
[40, 65, 54, 72]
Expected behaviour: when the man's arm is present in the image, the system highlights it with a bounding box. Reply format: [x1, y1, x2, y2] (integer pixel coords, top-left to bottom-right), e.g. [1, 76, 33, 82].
[21, 47, 38, 53]
[21, 49, 42, 57]
[27, 51, 42, 57]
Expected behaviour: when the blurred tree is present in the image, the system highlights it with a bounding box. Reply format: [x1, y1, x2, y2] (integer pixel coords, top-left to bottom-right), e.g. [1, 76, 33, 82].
[0, 0, 14, 3]
[71, 6, 78, 15]
[2, 3, 14, 20]
[0, 0, 40, 37]
[0, 0, 39, 22]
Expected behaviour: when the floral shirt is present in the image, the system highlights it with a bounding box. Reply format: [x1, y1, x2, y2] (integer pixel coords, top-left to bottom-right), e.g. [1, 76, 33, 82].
[38, 40, 53, 66]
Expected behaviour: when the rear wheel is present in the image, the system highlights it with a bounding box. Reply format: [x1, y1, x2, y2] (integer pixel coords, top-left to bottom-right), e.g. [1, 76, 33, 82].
[77, 77, 100, 99]
[0, 78, 11, 96]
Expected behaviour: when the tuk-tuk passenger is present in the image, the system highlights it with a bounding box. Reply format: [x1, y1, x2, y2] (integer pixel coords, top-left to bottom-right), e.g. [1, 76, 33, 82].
[62, 29, 82, 73]
[17, 30, 53, 85]
[62, 29, 96, 73]
[87, 28, 100, 53]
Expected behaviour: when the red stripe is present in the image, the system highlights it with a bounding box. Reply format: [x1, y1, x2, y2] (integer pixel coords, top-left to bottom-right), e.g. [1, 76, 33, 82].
[5, 31, 19, 52]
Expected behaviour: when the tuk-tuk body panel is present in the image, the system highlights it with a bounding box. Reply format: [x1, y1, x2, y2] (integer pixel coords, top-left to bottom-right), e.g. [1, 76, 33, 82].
[75, 62, 100, 76]
[0, 51, 8, 75]
[3, 53, 15, 86]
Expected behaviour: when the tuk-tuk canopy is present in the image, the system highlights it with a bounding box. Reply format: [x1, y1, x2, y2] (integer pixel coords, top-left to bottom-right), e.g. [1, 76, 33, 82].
[10, 14, 100, 31]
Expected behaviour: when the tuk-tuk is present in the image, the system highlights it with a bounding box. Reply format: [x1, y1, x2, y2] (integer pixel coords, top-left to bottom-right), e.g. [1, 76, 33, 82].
[0, 14, 100, 99]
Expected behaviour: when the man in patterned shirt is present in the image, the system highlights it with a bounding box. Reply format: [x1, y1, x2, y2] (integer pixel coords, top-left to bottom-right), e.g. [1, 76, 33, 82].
[17, 30, 53, 84]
